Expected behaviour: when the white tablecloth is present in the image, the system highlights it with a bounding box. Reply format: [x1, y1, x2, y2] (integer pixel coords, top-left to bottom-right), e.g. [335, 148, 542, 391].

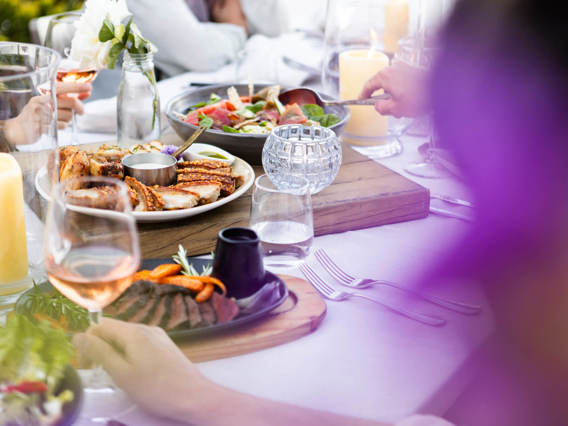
[66, 71, 492, 424]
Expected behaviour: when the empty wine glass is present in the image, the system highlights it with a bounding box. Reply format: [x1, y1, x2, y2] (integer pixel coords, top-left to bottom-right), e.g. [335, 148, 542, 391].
[249, 175, 313, 268]
[45, 12, 98, 145]
[44, 176, 140, 421]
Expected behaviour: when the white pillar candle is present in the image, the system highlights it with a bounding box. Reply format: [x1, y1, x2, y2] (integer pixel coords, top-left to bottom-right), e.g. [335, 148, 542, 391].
[0, 154, 29, 294]
[384, 0, 410, 55]
[339, 49, 390, 140]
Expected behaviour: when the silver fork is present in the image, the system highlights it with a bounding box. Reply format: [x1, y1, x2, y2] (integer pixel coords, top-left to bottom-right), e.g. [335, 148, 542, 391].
[315, 249, 481, 315]
[299, 264, 446, 327]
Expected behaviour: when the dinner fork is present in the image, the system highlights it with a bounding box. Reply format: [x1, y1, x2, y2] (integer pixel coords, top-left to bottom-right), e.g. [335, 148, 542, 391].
[299, 264, 446, 326]
[315, 249, 481, 315]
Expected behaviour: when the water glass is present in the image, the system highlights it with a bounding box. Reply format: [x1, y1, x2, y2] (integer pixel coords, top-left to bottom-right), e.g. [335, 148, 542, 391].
[249, 175, 313, 268]
[262, 124, 342, 195]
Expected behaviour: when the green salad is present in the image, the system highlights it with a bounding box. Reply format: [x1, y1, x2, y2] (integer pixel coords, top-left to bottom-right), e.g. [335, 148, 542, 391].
[0, 315, 75, 426]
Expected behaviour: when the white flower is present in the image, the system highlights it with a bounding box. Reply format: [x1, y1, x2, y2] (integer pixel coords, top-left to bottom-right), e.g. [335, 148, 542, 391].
[69, 0, 131, 70]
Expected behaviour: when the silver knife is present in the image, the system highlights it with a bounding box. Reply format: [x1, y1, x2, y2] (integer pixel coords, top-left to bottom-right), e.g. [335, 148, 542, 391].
[431, 193, 474, 208]
[429, 206, 473, 222]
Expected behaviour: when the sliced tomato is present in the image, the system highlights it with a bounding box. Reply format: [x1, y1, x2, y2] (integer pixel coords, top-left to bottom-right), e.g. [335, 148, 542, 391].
[4, 381, 48, 394]
[278, 103, 307, 125]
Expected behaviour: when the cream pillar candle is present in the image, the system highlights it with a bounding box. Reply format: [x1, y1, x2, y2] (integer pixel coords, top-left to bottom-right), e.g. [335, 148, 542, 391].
[0, 154, 29, 295]
[384, 0, 410, 55]
[339, 49, 390, 139]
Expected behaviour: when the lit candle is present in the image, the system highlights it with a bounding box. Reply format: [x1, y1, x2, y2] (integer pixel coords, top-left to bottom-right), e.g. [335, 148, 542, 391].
[0, 154, 29, 294]
[384, 0, 410, 55]
[339, 49, 390, 141]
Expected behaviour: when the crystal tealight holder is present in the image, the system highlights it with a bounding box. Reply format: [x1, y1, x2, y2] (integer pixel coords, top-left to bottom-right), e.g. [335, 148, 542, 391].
[262, 125, 342, 195]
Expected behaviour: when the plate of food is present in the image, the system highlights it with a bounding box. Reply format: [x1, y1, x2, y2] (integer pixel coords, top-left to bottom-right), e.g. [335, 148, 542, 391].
[166, 83, 350, 164]
[14, 247, 289, 340]
[0, 315, 83, 426]
[35, 141, 254, 223]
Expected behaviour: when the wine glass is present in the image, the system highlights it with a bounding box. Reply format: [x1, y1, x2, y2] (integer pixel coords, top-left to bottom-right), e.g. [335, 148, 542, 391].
[43, 176, 140, 421]
[249, 175, 313, 269]
[45, 12, 98, 145]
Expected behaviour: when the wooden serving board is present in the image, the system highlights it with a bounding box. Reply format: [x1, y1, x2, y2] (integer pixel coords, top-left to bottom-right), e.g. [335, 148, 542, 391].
[137, 135, 429, 257]
[178, 274, 326, 362]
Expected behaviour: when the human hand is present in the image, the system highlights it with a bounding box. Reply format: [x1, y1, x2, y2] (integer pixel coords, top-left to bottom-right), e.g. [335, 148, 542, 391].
[210, 0, 248, 32]
[3, 95, 53, 146]
[359, 61, 429, 118]
[56, 82, 91, 129]
[73, 318, 213, 422]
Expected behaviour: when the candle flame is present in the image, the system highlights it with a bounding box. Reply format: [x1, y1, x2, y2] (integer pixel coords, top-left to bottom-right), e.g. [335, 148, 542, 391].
[368, 28, 379, 59]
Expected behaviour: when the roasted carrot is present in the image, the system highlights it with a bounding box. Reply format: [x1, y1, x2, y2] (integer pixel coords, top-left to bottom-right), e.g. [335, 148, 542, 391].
[182, 276, 226, 295]
[159, 275, 204, 292]
[195, 283, 214, 303]
[149, 264, 182, 279]
[134, 270, 154, 281]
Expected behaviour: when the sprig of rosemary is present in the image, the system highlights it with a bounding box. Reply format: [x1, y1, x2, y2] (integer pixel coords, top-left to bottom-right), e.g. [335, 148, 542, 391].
[172, 244, 213, 277]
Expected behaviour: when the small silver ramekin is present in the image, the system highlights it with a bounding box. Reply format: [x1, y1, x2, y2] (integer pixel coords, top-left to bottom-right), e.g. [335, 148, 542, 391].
[121, 152, 177, 186]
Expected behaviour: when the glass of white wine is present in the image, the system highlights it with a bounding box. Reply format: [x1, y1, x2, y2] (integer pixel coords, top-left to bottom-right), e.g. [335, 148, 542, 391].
[44, 176, 140, 421]
[45, 12, 98, 145]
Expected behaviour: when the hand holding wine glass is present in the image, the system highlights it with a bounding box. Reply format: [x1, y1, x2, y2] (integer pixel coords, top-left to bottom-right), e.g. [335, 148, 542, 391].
[45, 12, 97, 144]
[44, 176, 140, 421]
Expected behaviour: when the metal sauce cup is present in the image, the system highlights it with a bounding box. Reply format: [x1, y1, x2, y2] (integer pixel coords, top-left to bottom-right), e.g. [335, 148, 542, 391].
[121, 152, 177, 186]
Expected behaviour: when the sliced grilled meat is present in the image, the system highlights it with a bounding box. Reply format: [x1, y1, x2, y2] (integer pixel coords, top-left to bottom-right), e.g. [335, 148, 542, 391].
[178, 159, 227, 170]
[175, 181, 221, 204]
[125, 176, 156, 211]
[165, 293, 189, 330]
[211, 292, 239, 323]
[152, 186, 199, 210]
[177, 173, 235, 196]
[198, 301, 217, 326]
[184, 295, 203, 328]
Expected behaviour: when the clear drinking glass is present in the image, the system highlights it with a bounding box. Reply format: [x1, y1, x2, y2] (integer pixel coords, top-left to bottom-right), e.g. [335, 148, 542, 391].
[250, 175, 313, 268]
[43, 176, 140, 421]
[0, 42, 60, 291]
[262, 124, 342, 195]
[117, 51, 161, 148]
[45, 12, 98, 145]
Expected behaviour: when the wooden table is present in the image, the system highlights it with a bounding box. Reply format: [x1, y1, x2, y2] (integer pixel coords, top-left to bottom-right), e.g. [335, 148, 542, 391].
[13, 138, 429, 258]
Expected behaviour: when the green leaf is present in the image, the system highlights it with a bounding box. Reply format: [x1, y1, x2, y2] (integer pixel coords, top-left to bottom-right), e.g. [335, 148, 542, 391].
[209, 93, 222, 103]
[0, 315, 73, 389]
[320, 113, 340, 127]
[122, 17, 133, 45]
[198, 114, 214, 128]
[222, 125, 239, 133]
[98, 17, 115, 42]
[301, 104, 325, 120]
[245, 101, 266, 114]
[107, 42, 124, 69]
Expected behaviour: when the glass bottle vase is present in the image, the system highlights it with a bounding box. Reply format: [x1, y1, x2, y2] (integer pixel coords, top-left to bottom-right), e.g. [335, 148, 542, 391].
[117, 52, 161, 148]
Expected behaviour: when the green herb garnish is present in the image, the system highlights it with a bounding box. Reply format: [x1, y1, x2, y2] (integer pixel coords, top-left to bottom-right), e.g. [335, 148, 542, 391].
[172, 245, 213, 276]
[198, 114, 214, 128]
[222, 125, 239, 134]
[14, 282, 89, 332]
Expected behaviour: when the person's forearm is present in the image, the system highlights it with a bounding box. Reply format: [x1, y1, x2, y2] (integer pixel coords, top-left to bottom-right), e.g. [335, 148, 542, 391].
[175, 378, 389, 426]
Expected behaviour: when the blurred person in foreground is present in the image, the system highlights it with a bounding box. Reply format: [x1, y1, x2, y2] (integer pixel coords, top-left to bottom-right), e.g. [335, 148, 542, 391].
[74, 0, 568, 424]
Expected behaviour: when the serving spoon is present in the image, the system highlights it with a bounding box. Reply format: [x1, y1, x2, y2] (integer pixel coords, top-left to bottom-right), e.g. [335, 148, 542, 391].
[278, 87, 391, 107]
